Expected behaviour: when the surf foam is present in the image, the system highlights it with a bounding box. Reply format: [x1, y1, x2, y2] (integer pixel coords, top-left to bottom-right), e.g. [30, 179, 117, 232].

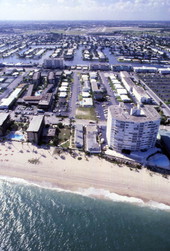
[0, 176, 170, 212]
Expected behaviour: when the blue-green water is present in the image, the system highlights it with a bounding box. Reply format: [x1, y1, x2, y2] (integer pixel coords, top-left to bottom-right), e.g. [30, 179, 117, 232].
[7, 132, 24, 141]
[0, 179, 170, 251]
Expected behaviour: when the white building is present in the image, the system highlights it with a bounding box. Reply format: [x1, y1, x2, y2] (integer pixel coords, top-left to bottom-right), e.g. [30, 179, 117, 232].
[106, 104, 160, 152]
[85, 125, 101, 153]
[0, 88, 23, 109]
[133, 66, 157, 73]
[120, 71, 152, 104]
[158, 68, 170, 74]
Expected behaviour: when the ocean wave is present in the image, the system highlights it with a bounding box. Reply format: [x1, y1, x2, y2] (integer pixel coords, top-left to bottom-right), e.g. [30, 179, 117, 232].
[77, 187, 170, 211]
[0, 176, 31, 185]
[0, 176, 170, 212]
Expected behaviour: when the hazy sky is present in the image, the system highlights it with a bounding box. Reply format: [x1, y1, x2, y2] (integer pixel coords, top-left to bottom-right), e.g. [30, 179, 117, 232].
[0, 0, 169, 21]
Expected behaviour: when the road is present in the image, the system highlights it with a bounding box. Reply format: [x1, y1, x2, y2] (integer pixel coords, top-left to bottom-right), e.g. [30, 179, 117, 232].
[44, 116, 107, 127]
[99, 71, 118, 105]
[140, 79, 170, 117]
[69, 71, 80, 118]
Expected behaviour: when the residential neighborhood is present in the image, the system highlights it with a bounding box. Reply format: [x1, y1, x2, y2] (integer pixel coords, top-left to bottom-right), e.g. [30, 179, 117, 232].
[0, 20, 170, 171]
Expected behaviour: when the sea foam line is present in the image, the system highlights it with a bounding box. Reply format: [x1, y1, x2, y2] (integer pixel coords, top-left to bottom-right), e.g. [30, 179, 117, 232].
[77, 187, 170, 211]
[0, 175, 170, 211]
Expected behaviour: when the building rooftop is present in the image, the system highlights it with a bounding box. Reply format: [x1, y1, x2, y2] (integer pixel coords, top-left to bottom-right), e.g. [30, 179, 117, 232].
[33, 71, 41, 80]
[27, 115, 44, 132]
[39, 93, 53, 106]
[26, 84, 34, 96]
[24, 96, 42, 101]
[108, 104, 160, 123]
[86, 125, 101, 153]
[0, 113, 9, 126]
[75, 124, 84, 148]
[0, 88, 23, 109]
[48, 72, 55, 80]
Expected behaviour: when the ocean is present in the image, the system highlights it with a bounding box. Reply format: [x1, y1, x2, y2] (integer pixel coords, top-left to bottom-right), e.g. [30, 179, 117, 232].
[0, 178, 170, 251]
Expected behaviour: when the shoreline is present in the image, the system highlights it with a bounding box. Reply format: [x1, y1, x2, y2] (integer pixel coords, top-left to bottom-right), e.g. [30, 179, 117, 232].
[1, 175, 170, 211]
[0, 141, 170, 208]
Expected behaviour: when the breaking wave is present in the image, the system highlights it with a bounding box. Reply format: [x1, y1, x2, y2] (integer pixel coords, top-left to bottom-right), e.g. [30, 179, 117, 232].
[0, 176, 170, 211]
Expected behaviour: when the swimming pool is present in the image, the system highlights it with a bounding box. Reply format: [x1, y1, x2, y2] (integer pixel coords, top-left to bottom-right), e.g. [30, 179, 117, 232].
[7, 132, 24, 141]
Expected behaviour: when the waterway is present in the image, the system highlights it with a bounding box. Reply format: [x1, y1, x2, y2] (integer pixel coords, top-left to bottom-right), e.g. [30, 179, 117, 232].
[0, 45, 168, 68]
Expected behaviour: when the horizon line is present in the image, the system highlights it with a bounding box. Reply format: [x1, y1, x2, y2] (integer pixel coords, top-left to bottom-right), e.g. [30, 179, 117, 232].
[0, 19, 170, 22]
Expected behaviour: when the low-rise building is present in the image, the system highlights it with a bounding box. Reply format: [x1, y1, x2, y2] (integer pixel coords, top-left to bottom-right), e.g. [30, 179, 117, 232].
[44, 58, 64, 69]
[42, 127, 56, 143]
[85, 125, 101, 153]
[38, 93, 53, 110]
[82, 97, 93, 107]
[91, 81, 106, 100]
[90, 63, 110, 71]
[158, 68, 170, 74]
[23, 95, 42, 105]
[0, 88, 23, 109]
[82, 81, 91, 92]
[120, 71, 152, 104]
[74, 124, 84, 149]
[133, 66, 157, 73]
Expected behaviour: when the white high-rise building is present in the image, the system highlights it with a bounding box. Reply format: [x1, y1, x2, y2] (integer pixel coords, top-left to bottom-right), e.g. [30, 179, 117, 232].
[106, 104, 160, 152]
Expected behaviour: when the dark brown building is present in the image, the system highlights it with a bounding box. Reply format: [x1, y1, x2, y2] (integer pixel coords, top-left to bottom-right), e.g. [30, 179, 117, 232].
[0, 113, 10, 136]
[27, 115, 44, 144]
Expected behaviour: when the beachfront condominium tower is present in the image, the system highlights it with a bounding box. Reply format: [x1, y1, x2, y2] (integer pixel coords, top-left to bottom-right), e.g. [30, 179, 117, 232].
[106, 104, 160, 153]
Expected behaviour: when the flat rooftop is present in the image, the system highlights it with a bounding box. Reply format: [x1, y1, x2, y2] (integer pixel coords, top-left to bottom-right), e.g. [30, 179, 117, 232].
[27, 115, 44, 132]
[0, 113, 9, 126]
[108, 104, 160, 123]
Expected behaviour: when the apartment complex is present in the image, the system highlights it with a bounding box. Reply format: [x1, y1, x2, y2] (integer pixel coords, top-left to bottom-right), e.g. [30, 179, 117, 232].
[120, 71, 152, 104]
[27, 115, 44, 144]
[106, 104, 160, 152]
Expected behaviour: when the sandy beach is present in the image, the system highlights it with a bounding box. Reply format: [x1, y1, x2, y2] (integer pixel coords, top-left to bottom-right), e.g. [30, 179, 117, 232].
[0, 140, 170, 206]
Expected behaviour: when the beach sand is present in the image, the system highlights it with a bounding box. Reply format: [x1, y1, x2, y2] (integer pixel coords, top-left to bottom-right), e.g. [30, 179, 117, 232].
[0, 141, 170, 206]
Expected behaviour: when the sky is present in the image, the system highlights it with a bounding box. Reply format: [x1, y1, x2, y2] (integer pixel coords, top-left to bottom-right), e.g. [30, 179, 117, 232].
[0, 0, 169, 21]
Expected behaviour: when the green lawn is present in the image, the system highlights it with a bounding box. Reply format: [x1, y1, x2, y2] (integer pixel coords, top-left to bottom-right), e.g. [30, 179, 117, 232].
[60, 140, 70, 148]
[58, 127, 71, 142]
[76, 107, 97, 120]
